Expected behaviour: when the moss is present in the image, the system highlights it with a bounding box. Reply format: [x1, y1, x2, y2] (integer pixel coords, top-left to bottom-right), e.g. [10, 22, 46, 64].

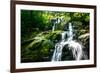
[21, 30, 62, 62]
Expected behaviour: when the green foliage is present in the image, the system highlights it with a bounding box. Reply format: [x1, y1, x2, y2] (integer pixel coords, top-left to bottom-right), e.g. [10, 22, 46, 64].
[21, 10, 90, 62]
[21, 30, 62, 62]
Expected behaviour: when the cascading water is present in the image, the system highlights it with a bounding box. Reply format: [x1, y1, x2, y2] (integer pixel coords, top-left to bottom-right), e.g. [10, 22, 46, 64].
[51, 31, 67, 61]
[52, 23, 55, 32]
[61, 32, 67, 42]
[51, 18, 61, 32]
[51, 22, 86, 61]
[68, 23, 73, 41]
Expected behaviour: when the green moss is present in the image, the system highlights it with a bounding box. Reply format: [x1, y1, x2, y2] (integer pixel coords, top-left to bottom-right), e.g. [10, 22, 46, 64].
[21, 30, 62, 62]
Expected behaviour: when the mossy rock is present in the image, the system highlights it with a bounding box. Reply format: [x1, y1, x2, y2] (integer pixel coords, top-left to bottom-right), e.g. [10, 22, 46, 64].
[21, 30, 62, 62]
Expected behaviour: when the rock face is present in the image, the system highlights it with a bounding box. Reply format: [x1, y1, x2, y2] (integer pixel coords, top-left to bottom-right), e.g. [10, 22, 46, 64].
[21, 30, 62, 62]
[78, 33, 90, 59]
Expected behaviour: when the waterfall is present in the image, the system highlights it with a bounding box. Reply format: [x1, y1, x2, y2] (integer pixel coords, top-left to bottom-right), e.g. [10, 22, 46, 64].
[52, 23, 55, 32]
[68, 23, 73, 41]
[51, 31, 67, 61]
[51, 18, 61, 32]
[51, 23, 85, 61]
[61, 31, 67, 42]
[63, 41, 83, 60]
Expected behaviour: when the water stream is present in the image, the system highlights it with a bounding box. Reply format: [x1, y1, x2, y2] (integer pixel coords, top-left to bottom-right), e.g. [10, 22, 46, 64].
[52, 23, 55, 32]
[51, 23, 85, 61]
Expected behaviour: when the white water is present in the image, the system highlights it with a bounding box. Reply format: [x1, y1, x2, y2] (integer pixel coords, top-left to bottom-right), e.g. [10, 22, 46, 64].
[51, 23, 85, 61]
[68, 23, 73, 41]
[52, 23, 55, 32]
[61, 32, 67, 42]
[63, 41, 83, 60]
[51, 31, 67, 61]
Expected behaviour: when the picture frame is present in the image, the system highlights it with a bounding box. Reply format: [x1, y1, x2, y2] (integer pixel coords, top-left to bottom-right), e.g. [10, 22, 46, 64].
[11, 0, 96, 73]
